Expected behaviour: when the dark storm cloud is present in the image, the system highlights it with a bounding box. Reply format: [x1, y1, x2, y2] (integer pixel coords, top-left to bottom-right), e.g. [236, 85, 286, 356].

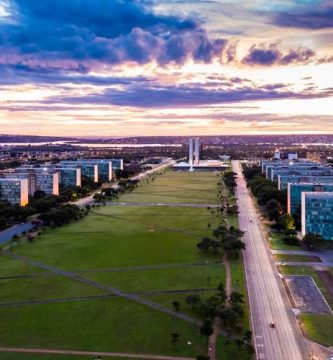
[242, 43, 315, 66]
[271, 4, 333, 30]
[0, 0, 226, 68]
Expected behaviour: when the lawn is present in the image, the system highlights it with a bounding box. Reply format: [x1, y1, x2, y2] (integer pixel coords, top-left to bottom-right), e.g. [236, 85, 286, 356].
[116, 171, 220, 204]
[300, 314, 333, 347]
[0, 170, 251, 359]
[269, 231, 300, 250]
[0, 355, 138, 360]
[13, 206, 220, 270]
[0, 298, 209, 356]
[274, 254, 321, 262]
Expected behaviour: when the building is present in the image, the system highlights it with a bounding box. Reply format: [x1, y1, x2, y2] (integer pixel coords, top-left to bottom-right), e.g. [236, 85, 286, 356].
[301, 192, 333, 240]
[274, 149, 281, 159]
[261, 159, 318, 174]
[287, 183, 333, 215]
[271, 167, 333, 182]
[278, 175, 333, 190]
[288, 153, 298, 160]
[59, 161, 99, 183]
[194, 138, 200, 165]
[56, 167, 81, 187]
[307, 152, 327, 165]
[189, 138, 194, 166]
[173, 137, 228, 172]
[0, 178, 29, 206]
[34, 171, 59, 195]
[60, 159, 123, 182]
[0, 171, 36, 195]
[173, 160, 229, 171]
[219, 155, 231, 162]
[110, 159, 124, 170]
[15, 167, 59, 195]
[264, 162, 329, 181]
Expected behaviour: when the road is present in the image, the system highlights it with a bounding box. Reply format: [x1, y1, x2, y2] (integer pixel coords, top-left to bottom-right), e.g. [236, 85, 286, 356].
[232, 161, 307, 360]
[0, 222, 34, 245]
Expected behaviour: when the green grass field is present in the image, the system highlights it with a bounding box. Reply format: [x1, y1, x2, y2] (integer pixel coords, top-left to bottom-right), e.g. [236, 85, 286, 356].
[269, 232, 300, 250]
[300, 314, 333, 347]
[274, 254, 321, 262]
[116, 172, 220, 204]
[0, 170, 250, 359]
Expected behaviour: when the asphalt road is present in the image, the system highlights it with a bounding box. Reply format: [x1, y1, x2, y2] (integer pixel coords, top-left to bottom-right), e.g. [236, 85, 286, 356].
[0, 223, 34, 245]
[232, 161, 307, 360]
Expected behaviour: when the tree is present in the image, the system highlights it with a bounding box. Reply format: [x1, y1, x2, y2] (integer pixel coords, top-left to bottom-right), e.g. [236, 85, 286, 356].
[277, 213, 294, 231]
[303, 233, 325, 250]
[197, 237, 211, 254]
[230, 291, 244, 305]
[283, 229, 299, 246]
[93, 193, 106, 203]
[172, 300, 181, 312]
[171, 333, 180, 346]
[200, 319, 214, 342]
[266, 199, 281, 221]
[185, 294, 201, 309]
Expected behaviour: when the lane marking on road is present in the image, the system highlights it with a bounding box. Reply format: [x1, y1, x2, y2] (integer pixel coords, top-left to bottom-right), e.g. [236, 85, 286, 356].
[258, 353, 265, 359]
[256, 344, 264, 348]
[256, 335, 263, 339]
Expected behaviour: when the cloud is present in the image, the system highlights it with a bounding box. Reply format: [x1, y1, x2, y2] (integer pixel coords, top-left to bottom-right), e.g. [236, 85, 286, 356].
[0, 0, 226, 69]
[271, 4, 333, 30]
[36, 82, 333, 108]
[242, 43, 315, 66]
[272, 2, 333, 30]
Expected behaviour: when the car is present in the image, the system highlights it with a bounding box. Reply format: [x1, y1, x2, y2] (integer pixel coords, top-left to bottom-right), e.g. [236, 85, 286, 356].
[269, 322, 276, 328]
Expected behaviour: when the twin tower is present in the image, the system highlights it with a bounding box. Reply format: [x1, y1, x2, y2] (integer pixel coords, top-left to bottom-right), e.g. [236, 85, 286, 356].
[189, 138, 200, 166]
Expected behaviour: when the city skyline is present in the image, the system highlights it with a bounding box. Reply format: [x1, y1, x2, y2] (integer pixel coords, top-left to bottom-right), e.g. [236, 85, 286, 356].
[0, 0, 332, 136]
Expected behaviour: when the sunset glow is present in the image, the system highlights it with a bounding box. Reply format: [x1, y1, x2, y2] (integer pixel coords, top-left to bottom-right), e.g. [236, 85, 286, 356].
[0, 0, 332, 136]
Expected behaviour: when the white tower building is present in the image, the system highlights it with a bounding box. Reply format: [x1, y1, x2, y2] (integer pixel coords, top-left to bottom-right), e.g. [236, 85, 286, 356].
[194, 138, 200, 165]
[189, 138, 194, 166]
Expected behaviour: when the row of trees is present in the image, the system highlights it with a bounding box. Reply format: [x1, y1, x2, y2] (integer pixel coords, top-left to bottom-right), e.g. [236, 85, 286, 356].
[38, 204, 82, 226]
[185, 284, 254, 359]
[197, 225, 245, 259]
[243, 164, 326, 250]
[223, 172, 237, 195]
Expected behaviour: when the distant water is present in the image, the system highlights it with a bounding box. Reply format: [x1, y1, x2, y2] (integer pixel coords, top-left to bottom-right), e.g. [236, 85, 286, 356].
[0, 141, 181, 148]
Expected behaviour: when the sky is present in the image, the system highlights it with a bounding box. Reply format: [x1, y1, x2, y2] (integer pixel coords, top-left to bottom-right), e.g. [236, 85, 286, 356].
[0, 0, 332, 137]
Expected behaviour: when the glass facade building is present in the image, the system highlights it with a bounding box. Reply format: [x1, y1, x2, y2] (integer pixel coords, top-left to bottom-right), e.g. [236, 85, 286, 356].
[271, 167, 332, 182]
[56, 168, 81, 187]
[287, 183, 333, 215]
[0, 178, 29, 206]
[16, 167, 59, 195]
[278, 175, 333, 190]
[0, 171, 36, 195]
[60, 161, 99, 183]
[301, 192, 333, 240]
